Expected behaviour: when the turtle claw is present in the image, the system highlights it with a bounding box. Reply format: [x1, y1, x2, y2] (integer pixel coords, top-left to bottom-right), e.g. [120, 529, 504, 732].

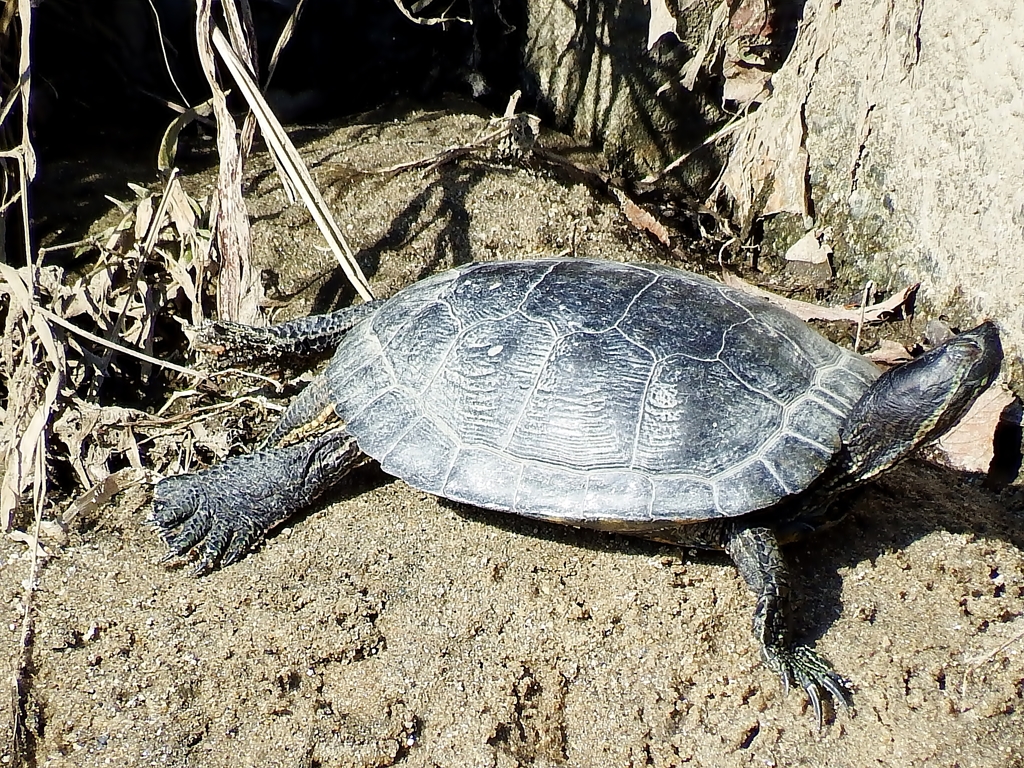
[152, 480, 264, 572]
[190, 553, 219, 578]
[768, 645, 852, 726]
[149, 432, 359, 572]
[151, 458, 259, 572]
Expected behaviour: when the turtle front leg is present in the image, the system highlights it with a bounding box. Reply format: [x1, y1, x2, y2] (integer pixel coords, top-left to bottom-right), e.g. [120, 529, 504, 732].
[725, 525, 852, 724]
[152, 429, 365, 572]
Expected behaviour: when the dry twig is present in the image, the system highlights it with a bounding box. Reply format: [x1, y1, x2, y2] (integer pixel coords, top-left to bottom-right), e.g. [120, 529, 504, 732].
[390, 0, 471, 26]
[210, 25, 373, 302]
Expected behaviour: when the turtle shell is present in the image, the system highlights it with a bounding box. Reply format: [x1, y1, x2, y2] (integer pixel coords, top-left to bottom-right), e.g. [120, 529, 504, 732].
[325, 259, 879, 526]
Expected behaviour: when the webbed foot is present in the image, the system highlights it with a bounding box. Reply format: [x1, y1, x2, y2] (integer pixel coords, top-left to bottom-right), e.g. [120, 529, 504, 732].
[151, 430, 362, 571]
[725, 524, 853, 725]
[152, 473, 268, 573]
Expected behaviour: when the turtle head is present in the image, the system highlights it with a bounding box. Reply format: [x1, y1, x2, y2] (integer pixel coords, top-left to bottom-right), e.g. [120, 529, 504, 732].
[838, 321, 1003, 484]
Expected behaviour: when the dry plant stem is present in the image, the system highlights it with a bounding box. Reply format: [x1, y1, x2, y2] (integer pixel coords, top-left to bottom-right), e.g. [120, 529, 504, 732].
[139, 396, 286, 453]
[718, 237, 738, 267]
[9, 0, 43, 746]
[0, 0, 53, 531]
[14, 0, 35, 182]
[240, 0, 308, 202]
[61, 467, 153, 526]
[264, 0, 306, 87]
[0, 184, 21, 217]
[36, 306, 282, 390]
[37, 237, 97, 254]
[376, 93, 531, 175]
[723, 272, 918, 325]
[153, 391, 285, 421]
[143, 0, 188, 105]
[204, 366, 285, 389]
[11, 359, 56, 761]
[211, 26, 374, 302]
[220, 0, 257, 67]
[32, 306, 205, 378]
[643, 112, 752, 184]
[94, 169, 180, 379]
[0, 77, 25, 132]
[221, 0, 260, 162]
[11, 495, 42, 765]
[854, 280, 872, 353]
[959, 625, 1024, 705]
[390, 0, 471, 26]
[0, 203, 66, 536]
[196, 0, 258, 323]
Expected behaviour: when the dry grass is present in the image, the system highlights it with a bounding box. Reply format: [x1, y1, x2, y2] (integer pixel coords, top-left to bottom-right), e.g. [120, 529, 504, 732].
[0, 0, 378, 543]
[0, 2, 375, 761]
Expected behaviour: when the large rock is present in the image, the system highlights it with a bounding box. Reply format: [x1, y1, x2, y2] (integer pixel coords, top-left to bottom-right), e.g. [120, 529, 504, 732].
[718, 0, 1024, 376]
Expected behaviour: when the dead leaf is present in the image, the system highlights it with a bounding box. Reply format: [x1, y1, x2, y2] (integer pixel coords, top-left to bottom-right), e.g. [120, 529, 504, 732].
[722, 272, 917, 323]
[8, 530, 50, 559]
[103, 209, 137, 255]
[866, 339, 914, 367]
[135, 195, 155, 242]
[729, 0, 773, 38]
[39, 520, 67, 544]
[714, 105, 811, 235]
[722, 60, 773, 105]
[159, 100, 215, 172]
[52, 400, 148, 488]
[763, 109, 810, 218]
[0, 324, 61, 530]
[62, 467, 152, 526]
[933, 384, 1017, 474]
[785, 230, 832, 264]
[647, 0, 680, 50]
[711, 0, 843, 232]
[165, 178, 198, 239]
[679, 1, 729, 90]
[722, 0, 774, 105]
[610, 188, 671, 247]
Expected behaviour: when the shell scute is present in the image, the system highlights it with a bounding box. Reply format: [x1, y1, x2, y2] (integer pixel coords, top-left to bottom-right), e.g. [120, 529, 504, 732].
[331, 259, 879, 523]
[505, 329, 650, 470]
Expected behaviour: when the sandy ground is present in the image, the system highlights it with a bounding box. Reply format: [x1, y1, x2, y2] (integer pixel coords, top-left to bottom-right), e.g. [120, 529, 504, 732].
[3, 104, 1024, 767]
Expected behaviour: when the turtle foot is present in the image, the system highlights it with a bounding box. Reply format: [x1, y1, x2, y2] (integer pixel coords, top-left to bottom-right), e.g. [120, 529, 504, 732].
[198, 303, 378, 364]
[151, 452, 287, 571]
[151, 430, 361, 571]
[764, 644, 852, 726]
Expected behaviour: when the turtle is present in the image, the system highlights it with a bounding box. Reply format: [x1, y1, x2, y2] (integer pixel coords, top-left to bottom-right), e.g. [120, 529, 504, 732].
[152, 257, 1003, 723]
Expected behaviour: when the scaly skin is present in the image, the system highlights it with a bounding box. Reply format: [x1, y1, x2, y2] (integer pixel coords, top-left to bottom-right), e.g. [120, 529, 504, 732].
[261, 375, 336, 449]
[200, 302, 379, 364]
[152, 429, 365, 573]
[155, 312, 375, 572]
[726, 526, 851, 724]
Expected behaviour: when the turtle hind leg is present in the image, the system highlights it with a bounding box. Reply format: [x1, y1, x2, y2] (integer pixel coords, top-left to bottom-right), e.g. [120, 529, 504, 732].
[725, 525, 852, 725]
[202, 301, 380, 363]
[151, 428, 364, 572]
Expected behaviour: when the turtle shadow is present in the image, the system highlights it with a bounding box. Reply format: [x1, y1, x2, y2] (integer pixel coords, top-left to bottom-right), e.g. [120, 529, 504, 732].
[270, 456, 1022, 677]
[777, 460, 1023, 651]
[391, 460, 1020, 650]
